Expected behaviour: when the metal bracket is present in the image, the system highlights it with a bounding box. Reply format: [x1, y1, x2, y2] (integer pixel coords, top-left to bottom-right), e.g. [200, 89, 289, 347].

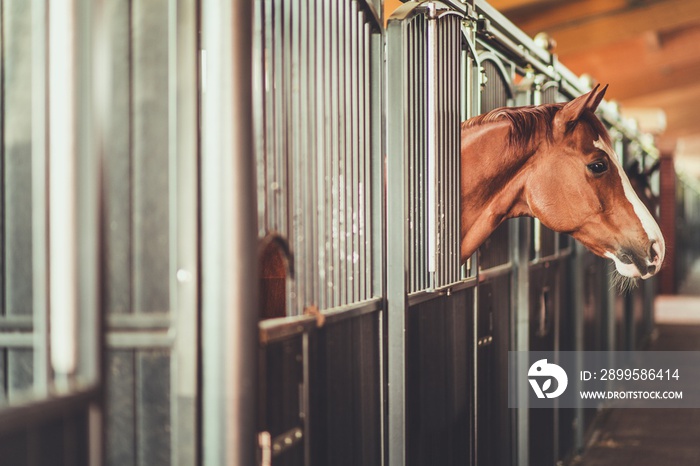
[258, 432, 271, 466]
[272, 427, 304, 458]
[477, 335, 493, 346]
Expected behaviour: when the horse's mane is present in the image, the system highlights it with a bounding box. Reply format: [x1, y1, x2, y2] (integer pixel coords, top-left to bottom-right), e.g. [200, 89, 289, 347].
[465, 103, 610, 148]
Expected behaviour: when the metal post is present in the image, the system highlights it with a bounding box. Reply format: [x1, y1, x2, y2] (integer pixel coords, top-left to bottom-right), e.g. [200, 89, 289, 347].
[170, 0, 199, 463]
[31, 0, 50, 396]
[48, 0, 79, 383]
[571, 242, 585, 451]
[513, 217, 530, 466]
[201, 0, 257, 464]
[386, 16, 408, 466]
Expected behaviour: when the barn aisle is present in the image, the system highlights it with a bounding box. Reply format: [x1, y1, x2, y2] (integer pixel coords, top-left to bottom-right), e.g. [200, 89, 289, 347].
[571, 261, 700, 466]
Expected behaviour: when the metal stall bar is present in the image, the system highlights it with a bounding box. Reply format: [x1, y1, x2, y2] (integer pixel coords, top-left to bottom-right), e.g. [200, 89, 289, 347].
[255, 0, 377, 317]
[31, 0, 50, 397]
[433, 12, 462, 289]
[386, 9, 412, 465]
[201, 0, 257, 464]
[168, 0, 199, 462]
[427, 4, 437, 290]
[48, 0, 79, 384]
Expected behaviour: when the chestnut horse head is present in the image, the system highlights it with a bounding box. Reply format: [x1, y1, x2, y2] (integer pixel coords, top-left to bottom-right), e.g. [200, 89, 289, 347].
[460, 84, 664, 279]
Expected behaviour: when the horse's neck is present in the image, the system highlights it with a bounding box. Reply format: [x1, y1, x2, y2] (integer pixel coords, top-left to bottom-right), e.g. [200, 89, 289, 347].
[460, 121, 534, 260]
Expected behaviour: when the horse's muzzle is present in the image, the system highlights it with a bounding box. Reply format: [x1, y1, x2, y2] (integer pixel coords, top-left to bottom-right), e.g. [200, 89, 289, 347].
[614, 240, 662, 279]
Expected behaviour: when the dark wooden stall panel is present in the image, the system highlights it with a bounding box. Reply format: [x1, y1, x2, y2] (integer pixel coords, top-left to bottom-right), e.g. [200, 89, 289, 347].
[528, 266, 555, 466]
[476, 276, 512, 466]
[309, 312, 382, 466]
[259, 338, 305, 466]
[406, 288, 474, 466]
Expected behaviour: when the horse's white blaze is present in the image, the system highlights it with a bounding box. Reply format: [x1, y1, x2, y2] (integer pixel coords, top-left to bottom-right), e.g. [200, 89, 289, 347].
[594, 137, 665, 272]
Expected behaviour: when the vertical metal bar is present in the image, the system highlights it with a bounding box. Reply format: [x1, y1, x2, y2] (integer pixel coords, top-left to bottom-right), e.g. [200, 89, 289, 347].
[322, 0, 332, 309]
[330, 0, 340, 308]
[32, 0, 50, 395]
[407, 19, 414, 293]
[419, 15, 425, 291]
[448, 16, 454, 285]
[317, 0, 328, 310]
[290, 0, 303, 313]
[435, 18, 442, 286]
[272, 0, 283, 234]
[460, 35, 468, 279]
[438, 15, 443, 287]
[405, 19, 412, 293]
[253, 0, 267, 236]
[201, 0, 257, 462]
[452, 16, 457, 280]
[572, 242, 586, 451]
[336, 0, 346, 306]
[49, 0, 78, 381]
[513, 216, 531, 466]
[418, 15, 428, 291]
[427, 6, 436, 289]
[306, 0, 317, 308]
[263, 0, 274, 234]
[447, 17, 453, 285]
[364, 20, 372, 299]
[357, 10, 366, 302]
[370, 26, 382, 299]
[453, 18, 460, 283]
[170, 0, 199, 462]
[0, 0, 4, 321]
[447, 16, 453, 285]
[351, 1, 359, 303]
[343, 0, 353, 305]
[386, 16, 407, 466]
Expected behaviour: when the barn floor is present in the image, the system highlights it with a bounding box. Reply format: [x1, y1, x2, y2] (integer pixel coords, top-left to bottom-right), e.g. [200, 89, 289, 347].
[571, 268, 700, 466]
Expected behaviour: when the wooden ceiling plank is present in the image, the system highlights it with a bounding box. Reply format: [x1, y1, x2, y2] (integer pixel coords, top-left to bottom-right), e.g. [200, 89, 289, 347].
[618, 82, 700, 140]
[529, 0, 700, 55]
[489, 0, 566, 11]
[506, 0, 628, 36]
[605, 59, 700, 101]
[560, 30, 700, 89]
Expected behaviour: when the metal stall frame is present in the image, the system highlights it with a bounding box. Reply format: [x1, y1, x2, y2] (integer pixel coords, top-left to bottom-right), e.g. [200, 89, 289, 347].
[387, 3, 479, 465]
[0, 0, 105, 462]
[201, 0, 257, 465]
[247, 0, 664, 465]
[252, 0, 385, 464]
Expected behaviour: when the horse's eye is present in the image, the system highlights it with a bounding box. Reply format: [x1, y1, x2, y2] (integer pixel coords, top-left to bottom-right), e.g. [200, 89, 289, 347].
[587, 161, 608, 175]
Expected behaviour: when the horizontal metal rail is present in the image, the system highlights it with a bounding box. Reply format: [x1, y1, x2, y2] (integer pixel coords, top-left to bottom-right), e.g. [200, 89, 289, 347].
[258, 298, 383, 344]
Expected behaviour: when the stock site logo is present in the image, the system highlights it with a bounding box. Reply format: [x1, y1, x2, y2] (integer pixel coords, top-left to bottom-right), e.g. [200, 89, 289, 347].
[528, 359, 568, 399]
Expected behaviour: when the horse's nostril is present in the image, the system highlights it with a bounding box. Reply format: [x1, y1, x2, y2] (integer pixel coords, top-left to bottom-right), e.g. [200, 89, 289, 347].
[649, 240, 659, 262]
[647, 265, 657, 275]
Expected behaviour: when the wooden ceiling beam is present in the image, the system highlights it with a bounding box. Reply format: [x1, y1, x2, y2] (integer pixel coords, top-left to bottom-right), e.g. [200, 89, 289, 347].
[604, 59, 700, 102]
[560, 25, 700, 86]
[489, 0, 565, 11]
[617, 83, 700, 141]
[505, 0, 627, 35]
[515, 0, 700, 56]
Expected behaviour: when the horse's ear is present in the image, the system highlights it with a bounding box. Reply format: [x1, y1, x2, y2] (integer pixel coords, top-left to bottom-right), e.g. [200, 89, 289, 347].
[555, 84, 608, 129]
